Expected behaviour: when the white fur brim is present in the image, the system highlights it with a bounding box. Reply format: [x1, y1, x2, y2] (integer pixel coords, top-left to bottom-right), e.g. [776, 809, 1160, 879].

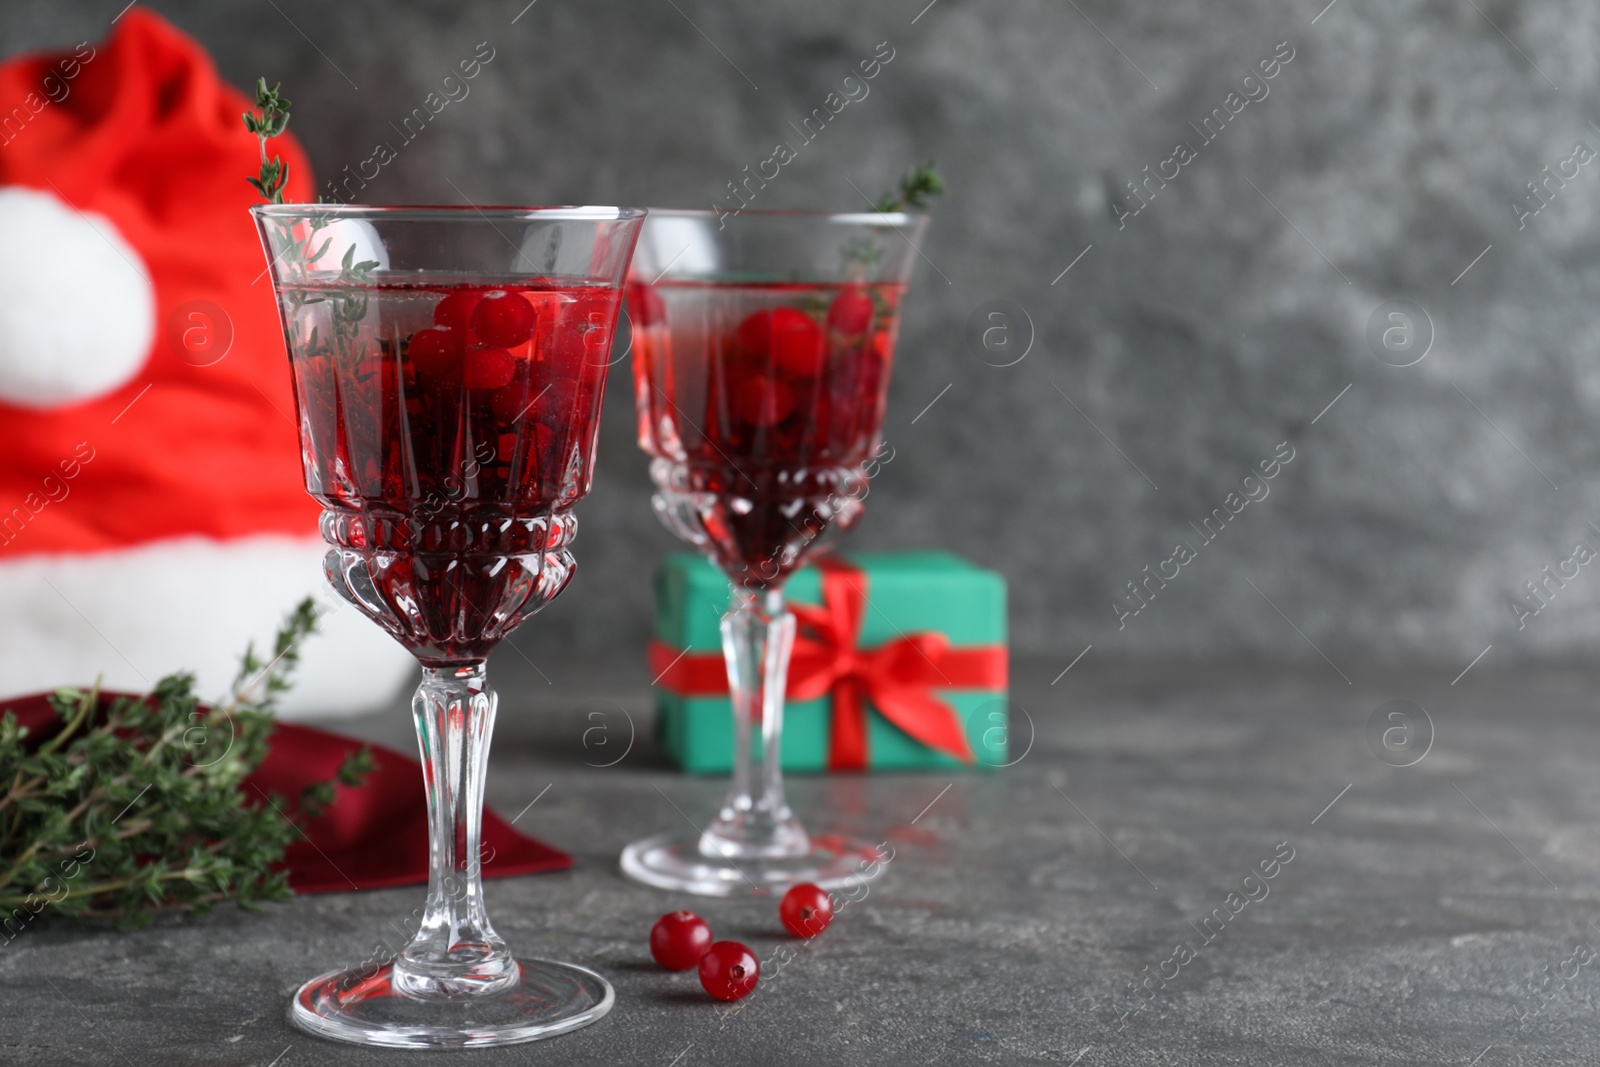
[0, 535, 416, 719]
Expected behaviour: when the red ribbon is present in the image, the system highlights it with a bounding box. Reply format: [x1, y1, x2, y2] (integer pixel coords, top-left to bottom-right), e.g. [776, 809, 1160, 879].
[648, 557, 1008, 770]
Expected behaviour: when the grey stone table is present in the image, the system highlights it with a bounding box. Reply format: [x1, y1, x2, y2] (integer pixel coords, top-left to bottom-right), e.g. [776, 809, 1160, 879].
[6, 651, 1600, 1066]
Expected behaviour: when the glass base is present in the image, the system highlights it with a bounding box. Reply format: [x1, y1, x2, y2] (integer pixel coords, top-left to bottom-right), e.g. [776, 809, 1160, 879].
[290, 958, 614, 1049]
[620, 830, 888, 897]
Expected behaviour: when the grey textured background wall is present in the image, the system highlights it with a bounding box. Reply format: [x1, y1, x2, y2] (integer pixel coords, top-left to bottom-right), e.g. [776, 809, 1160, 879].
[7, 0, 1598, 668]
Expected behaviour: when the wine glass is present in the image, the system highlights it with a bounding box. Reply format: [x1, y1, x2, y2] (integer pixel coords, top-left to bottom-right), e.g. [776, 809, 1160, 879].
[620, 208, 930, 896]
[252, 204, 644, 1048]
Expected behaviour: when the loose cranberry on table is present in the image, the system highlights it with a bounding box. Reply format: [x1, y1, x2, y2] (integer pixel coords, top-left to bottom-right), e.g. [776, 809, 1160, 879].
[698, 940, 760, 1001]
[779, 882, 834, 938]
[650, 910, 714, 971]
[471, 289, 538, 347]
[736, 306, 826, 377]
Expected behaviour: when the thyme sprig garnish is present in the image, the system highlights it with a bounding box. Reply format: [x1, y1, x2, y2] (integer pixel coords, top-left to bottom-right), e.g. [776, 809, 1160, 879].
[325, 244, 380, 368]
[844, 162, 947, 272]
[873, 161, 946, 213]
[244, 77, 380, 368]
[0, 600, 372, 931]
[245, 78, 330, 284]
[244, 78, 293, 203]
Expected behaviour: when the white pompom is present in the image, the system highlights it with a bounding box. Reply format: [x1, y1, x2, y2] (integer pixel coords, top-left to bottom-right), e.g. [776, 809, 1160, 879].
[0, 186, 155, 409]
[306, 218, 391, 273]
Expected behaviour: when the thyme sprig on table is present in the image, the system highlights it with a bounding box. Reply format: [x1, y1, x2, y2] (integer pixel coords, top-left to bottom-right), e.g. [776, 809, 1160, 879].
[0, 600, 372, 931]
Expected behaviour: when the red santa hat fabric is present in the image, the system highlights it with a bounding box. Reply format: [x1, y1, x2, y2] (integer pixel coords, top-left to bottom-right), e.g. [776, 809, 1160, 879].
[0, 8, 316, 548]
[0, 10, 412, 714]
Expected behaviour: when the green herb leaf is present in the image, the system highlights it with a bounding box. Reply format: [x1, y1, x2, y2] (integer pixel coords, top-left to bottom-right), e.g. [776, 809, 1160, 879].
[0, 599, 370, 928]
[244, 78, 293, 204]
[874, 161, 946, 213]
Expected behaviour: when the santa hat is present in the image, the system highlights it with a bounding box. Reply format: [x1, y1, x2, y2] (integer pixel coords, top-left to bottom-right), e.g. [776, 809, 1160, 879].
[0, 10, 413, 715]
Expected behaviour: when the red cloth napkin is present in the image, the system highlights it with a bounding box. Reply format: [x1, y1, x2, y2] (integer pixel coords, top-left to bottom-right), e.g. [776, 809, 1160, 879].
[3, 692, 571, 894]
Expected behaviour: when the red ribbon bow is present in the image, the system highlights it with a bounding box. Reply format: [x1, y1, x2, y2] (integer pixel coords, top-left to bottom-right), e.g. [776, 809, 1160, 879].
[649, 557, 1007, 770]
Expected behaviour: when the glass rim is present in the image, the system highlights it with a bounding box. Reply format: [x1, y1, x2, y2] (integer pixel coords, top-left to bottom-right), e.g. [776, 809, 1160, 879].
[641, 207, 919, 227]
[249, 203, 647, 222]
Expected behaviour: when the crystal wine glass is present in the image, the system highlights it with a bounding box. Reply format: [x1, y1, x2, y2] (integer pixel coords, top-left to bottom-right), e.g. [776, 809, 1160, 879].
[620, 209, 930, 896]
[252, 204, 644, 1048]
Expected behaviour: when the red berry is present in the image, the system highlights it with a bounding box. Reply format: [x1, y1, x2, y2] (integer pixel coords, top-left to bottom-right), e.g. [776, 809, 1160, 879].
[650, 911, 713, 971]
[433, 289, 482, 331]
[408, 327, 461, 384]
[826, 288, 874, 338]
[779, 883, 834, 939]
[733, 378, 795, 426]
[489, 380, 530, 423]
[736, 307, 825, 377]
[471, 290, 538, 347]
[465, 346, 516, 390]
[698, 940, 759, 1001]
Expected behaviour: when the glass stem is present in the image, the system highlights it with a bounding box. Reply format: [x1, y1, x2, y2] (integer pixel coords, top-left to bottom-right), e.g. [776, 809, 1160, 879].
[701, 585, 810, 859]
[392, 664, 519, 1000]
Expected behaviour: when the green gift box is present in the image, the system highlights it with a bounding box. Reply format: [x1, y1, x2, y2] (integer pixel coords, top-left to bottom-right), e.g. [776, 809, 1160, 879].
[648, 551, 1009, 773]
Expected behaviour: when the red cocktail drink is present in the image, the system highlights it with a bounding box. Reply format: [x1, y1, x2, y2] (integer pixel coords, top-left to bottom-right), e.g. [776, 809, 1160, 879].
[255, 204, 643, 1048]
[279, 277, 619, 664]
[628, 279, 903, 586]
[620, 209, 928, 898]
